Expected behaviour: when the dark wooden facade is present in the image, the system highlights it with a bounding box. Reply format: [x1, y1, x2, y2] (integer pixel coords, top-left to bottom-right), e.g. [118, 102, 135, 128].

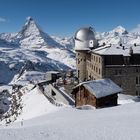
[103, 54, 140, 66]
[72, 85, 118, 108]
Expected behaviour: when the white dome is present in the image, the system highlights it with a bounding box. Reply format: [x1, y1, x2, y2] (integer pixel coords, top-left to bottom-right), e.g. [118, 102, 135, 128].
[75, 27, 95, 41]
[74, 27, 97, 51]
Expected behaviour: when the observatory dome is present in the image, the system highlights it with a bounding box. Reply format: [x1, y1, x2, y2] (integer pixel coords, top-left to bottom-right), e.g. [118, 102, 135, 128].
[75, 27, 95, 41]
[74, 27, 97, 51]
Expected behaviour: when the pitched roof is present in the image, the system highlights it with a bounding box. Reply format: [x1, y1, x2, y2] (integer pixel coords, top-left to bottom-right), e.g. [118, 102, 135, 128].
[75, 79, 122, 98]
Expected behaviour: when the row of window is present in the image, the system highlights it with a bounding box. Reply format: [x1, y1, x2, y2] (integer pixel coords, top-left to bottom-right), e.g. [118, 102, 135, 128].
[76, 58, 86, 64]
[87, 62, 101, 75]
[115, 68, 140, 75]
[91, 55, 101, 63]
[88, 75, 96, 80]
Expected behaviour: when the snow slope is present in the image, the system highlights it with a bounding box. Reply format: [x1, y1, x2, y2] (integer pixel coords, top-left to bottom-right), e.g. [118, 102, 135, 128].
[16, 86, 58, 121]
[0, 102, 140, 140]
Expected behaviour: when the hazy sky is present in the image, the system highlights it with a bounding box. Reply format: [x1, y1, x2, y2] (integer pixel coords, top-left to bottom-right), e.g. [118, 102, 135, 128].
[0, 0, 140, 37]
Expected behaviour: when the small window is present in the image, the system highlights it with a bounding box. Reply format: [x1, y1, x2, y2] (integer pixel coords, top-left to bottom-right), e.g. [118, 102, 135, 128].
[136, 69, 139, 73]
[136, 90, 138, 96]
[78, 70, 80, 78]
[78, 59, 80, 64]
[136, 77, 138, 84]
[99, 68, 100, 74]
[136, 91, 140, 97]
[96, 67, 98, 73]
[89, 40, 94, 47]
[99, 57, 101, 63]
[96, 57, 98, 62]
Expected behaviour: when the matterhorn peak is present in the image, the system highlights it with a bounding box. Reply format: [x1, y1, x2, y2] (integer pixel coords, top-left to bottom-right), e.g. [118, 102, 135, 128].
[24, 16, 37, 27]
[16, 17, 63, 48]
[18, 16, 42, 38]
[26, 16, 33, 21]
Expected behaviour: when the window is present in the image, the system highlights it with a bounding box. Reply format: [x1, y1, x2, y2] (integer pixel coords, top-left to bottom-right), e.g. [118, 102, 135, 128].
[99, 68, 100, 74]
[136, 69, 139, 73]
[96, 57, 98, 62]
[136, 76, 140, 85]
[136, 90, 140, 97]
[136, 90, 138, 96]
[94, 66, 95, 71]
[136, 77, 138, 84]
[99, 57, 101, 63]
[78, 59, 80, 64]
[96, 67, 98, 73]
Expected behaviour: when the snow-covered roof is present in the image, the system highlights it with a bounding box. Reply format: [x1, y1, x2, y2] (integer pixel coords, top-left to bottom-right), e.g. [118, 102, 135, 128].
[76, 79, 122, 98]
[92, 44, 140, 56]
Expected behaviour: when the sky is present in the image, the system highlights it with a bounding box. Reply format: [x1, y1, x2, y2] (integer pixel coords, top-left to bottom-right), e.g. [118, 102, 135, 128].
[0, 0, 140, 37]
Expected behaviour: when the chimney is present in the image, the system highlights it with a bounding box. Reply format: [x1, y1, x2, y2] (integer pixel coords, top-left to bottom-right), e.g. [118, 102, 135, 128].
[122, 46, 125, 50]
[134, 43, 136, 47]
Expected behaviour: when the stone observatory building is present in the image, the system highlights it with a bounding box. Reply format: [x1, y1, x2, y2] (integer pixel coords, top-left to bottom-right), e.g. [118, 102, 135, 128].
[74, 27, 140, 96]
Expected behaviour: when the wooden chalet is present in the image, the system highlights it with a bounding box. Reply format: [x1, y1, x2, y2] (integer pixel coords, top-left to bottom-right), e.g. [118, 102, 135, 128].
[72, 79, 122, 108]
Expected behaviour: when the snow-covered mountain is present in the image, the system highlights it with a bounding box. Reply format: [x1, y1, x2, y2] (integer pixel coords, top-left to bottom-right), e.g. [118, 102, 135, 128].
[0, 17, 140, 84]
[97, 25, 140, 45]
[0, 17, 75, 84]
[17, 17, 66, 49]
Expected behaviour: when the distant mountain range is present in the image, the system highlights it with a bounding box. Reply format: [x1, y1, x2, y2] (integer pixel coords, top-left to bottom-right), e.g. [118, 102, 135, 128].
[0, 17, 140, 84]
[96, 25, 140, 45]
